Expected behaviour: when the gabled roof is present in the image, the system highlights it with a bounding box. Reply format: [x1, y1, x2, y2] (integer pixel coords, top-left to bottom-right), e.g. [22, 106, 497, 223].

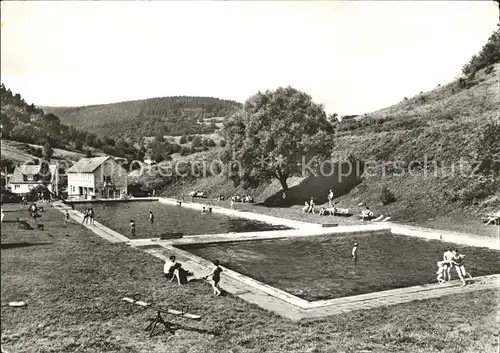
[67, 156, 114, 173]
[10, 164, 57, 184]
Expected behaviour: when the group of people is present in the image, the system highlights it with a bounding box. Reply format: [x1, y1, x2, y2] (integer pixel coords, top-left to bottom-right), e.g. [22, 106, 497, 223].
[82, 208, 95, 225]
[436, 247, 473, 286]
[29, 203, 42, 221]
[163, 255, 223, 296]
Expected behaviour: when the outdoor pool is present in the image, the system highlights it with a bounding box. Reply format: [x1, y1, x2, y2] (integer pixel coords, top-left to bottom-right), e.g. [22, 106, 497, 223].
[73, 201, 290, 238]
[179, 233, 500, 301]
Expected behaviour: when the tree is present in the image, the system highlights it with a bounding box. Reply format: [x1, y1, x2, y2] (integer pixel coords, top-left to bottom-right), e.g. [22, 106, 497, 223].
[222, 86, 335, 191]
[38, 161, 52, 186]
[86, 149, 93, 158]
[75, 140, 83, 150]
[43, 141, 54, 161]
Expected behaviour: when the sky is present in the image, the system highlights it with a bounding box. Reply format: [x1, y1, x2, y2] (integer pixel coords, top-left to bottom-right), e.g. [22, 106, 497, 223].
[1, 1, 498, 115]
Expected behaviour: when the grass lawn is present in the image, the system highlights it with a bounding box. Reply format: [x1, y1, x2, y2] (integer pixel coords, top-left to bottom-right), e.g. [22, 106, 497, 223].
[72, 201, 289, 238]
[180, 233, 500, 301]
[1, 204, 498, 353]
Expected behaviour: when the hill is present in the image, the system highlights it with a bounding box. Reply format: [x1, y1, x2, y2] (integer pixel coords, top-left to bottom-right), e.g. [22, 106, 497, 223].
[154, 42, 500, 235]
[43, 96, 242, 142]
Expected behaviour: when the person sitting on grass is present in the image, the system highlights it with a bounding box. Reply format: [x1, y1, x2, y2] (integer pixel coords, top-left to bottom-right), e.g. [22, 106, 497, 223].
[319, 207, 327, 216]
[303, 201, 309, 213]
[360, 207, 374, 221]
[204, 260, 223, 296]
[130, 220, 136, 236]
[451, 249, 473, 286]
[164, 255, 191, 285]
[88, 207, 95, 226]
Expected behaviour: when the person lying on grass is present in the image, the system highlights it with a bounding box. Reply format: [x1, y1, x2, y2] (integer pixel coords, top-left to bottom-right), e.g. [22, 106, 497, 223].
[203, 260, 223, 296]
[451, 249, 473, 286]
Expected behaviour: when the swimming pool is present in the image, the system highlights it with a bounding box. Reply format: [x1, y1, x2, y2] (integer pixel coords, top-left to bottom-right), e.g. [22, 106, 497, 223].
[179, 232, 500, 301]
[73, 201, 290, 238]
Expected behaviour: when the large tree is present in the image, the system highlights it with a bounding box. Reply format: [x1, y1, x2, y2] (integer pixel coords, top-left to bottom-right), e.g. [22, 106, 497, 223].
[222, 86, 335, 191]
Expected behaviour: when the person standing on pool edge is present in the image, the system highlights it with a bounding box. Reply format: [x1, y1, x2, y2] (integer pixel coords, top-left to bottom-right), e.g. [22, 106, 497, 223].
[351, 242, 359, 262]
[204, 260, 223, 296]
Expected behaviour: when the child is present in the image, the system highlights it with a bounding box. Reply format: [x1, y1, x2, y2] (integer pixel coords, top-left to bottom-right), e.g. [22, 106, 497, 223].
[204, 260, 223, 296]
[130, 220, 136, 236]
[164, 255, 182, 285]
[308, 198, 316, 214]
[436, 261, 446, 283]
[149, 211, 154, 223]
[64, 210, 70, 225]
[302, 201, 309, 213]
[351, 243, 359, 262]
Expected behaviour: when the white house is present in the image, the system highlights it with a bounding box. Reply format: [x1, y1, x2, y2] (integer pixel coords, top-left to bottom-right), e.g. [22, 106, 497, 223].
[8, 164, 59, 195]
[67, 156, 128, 200]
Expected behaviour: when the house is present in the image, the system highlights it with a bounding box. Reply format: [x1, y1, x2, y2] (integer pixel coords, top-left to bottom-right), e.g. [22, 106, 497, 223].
[7, 164, 59, 195]
[67, 156, 128, 200]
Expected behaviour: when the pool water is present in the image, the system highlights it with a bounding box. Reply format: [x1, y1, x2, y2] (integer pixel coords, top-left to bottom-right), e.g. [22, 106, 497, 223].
[179, 233, 500, 301]
[73, 201, 290, 238]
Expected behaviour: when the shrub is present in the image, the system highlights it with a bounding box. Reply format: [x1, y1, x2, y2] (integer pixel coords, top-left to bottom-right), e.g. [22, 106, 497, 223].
[462, 29, 500, 76]
[220, 140, 226, 147]
[179, 135, 187, 144]
[380, 186, 396, 205]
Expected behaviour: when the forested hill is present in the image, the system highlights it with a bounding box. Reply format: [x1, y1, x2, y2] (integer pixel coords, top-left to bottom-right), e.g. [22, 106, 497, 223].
[43, 96, 242, 142]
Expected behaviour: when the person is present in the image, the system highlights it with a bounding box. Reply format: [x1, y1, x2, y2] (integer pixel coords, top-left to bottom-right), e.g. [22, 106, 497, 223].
[202, 206, 207, 214]
[1, 208, 4, 223]
[64, 210, 70, 225]
[485, 210, 500, 225]
[327, 189, 334, 207]
[149, 211, 154, 223]
[164, 255, 189, 285]
[204, 260, 223, 296]
[443, 247, 454, 281]
[88, 207, 95, 225]
[82, 209, 89, 225]
[302, 201, 309, 213]
[360, 207, 374, 221]
[351, 243, 359, 262]
[308, 198, 316, 214]
[451, 249, 473, 286]
[319, 207, 327, 216]
[436, 261, 447, 283]
[130, 220, 136, 236]
[230, 199, 235, 209]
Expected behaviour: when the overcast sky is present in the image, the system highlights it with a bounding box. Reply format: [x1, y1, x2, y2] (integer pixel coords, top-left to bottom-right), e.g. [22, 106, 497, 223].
[1, 1, 498, 115]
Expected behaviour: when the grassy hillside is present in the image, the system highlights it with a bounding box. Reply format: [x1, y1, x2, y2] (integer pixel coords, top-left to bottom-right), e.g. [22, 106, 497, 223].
[1, 139, 86, 165]
[44, 97, 242, 142]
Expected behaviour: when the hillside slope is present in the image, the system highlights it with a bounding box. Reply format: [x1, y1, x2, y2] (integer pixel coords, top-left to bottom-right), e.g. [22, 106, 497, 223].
[43, 96, 242, 141]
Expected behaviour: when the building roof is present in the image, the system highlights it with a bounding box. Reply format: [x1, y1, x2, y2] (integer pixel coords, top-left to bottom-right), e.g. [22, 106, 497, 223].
[67, 156, 114, 173]
[9, 164, 57, 184]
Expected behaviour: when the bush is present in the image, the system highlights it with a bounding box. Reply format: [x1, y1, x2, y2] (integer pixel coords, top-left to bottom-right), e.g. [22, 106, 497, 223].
[220, 140, 226, 147]
[179, 136, 187, 144]
[380, 186, 396, 205]
[75, 140, 83, 150]
[462, 29, 500, 76]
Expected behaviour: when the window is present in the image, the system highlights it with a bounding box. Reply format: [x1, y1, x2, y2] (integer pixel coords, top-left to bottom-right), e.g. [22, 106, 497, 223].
[23, 175, 28, 182]
[14, 185, 20, 190]
[103, 176, 111, 183]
